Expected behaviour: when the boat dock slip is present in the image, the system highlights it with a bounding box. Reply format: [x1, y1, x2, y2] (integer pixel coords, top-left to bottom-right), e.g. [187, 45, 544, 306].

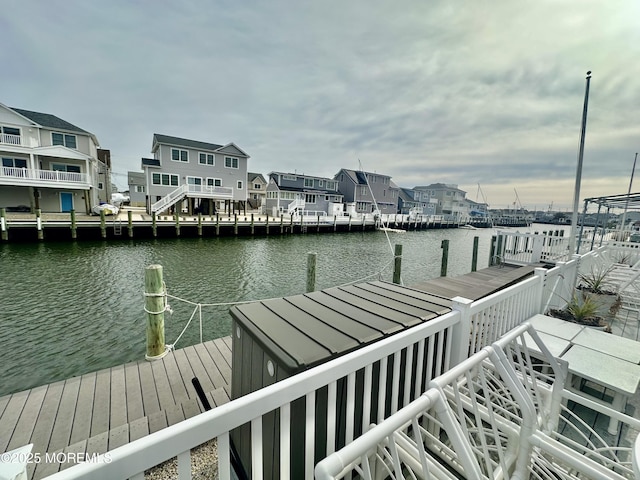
[0, 265, 538, 479]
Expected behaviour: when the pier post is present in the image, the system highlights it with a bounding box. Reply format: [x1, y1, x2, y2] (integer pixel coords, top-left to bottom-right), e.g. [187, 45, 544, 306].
[317, 214, 321, 233]
[234, 214, 238, 235]
[145, 265, 168, 360]
[333, 215, 337, 232]
[216, 213, 220, 236]
[174, 213, 181, 237]
[250, 213, 255, 235]
[70, 209, 77, 239]
[36, 209, 43, 240]
[1, 208, 7, 241]
[100, 210, 107, 239]
[128, 210, 134, 238]
[362, 214, 366, 231]
[471, 236, 479, 272]
[152, 212, 157, 237]
[307, 252, 317, 292]
[393, 244, 403, 284]
[440, 239, 449, 277]
[348, 215, 352, 231]
[280, 215, 284, 234]
[265, 215, 269, 235]
[290, 214, 294, 233]
[198, 213, 203, 236]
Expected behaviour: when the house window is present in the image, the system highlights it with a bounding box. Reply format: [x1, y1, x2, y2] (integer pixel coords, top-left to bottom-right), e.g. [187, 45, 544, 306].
[206, 178, 222, 187]
[305, 194, 316, 203]
[171, 149, 188, 162]
[198, 153, 214, 165]
[152, 173, 179, 186]
[135, 185, 145, 193]
[360, 187, 367, 195]
[52, 132, 77, 149]
[326, 180, 337, 190]
[282, 174, 296, 181]
[224, 157, 239, 169]
[1, 126, 21, 144]
[98, 182, 104, 190]
[187, 176, 202, 185]
[304, 178, 314, 188]
[237, 181, 243, 190]
[2, 157, 27, 168]
[253, 183, 262, 189]
[318, 180, 324, 187]
[52, 163, 81, 173]
[325, 195, 329, 201]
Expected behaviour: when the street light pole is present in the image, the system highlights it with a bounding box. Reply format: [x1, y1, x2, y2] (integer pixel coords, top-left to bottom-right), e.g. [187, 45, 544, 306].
[569, 71, 592, 255]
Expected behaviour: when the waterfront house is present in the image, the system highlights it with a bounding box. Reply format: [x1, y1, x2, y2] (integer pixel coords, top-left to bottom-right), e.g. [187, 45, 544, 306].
[398, 187, 437, 216]
[414, 183, 468, 221]
[334, 168, 399, 214]
[265, 172, 344, 217]
[127, 171, 146, 207]
[141, 134, 249, 215]
[0, 103, 108, 214]
[247, 172, 267, 212]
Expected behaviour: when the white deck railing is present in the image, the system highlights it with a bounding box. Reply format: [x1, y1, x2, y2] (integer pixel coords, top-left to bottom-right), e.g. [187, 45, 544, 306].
[495, 231, 571, 266]
[0, 133, 21, 145]
[0, 166, 88, 185]
[46, 251, 602, 479]
[186, 184, 233, 198]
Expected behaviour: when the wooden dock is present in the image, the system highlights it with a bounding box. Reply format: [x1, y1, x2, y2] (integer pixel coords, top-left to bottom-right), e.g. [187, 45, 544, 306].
[0, 338, 232, 479]
[0, 265, 539, 479]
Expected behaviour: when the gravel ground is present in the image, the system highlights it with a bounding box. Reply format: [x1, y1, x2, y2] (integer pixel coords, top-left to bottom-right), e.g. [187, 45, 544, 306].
[145, 439, 219, 480]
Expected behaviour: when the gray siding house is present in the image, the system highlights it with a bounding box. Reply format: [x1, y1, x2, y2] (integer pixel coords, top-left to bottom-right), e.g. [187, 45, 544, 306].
[398, 187, 437, 216]
[414, 183, 468, 220]
[247, 172, 267, 211]
[0, 103, 108, 214]
[141, 134, 249, 215]
[127, 171, 146, 207]
[334, 169, 399, 214]
[265, 172, 343, 217]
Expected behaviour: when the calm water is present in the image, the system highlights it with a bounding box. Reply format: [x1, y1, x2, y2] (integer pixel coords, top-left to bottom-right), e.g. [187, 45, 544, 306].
[0, 225, 555, 397]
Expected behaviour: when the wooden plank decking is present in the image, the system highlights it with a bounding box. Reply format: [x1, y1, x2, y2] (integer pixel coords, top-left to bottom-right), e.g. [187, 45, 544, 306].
[0, 337, 232, 479]
[0, 265, 539, 479]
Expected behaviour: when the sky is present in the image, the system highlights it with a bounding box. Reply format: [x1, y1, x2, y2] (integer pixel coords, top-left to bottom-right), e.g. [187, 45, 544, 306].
[2, 0, 639, 211]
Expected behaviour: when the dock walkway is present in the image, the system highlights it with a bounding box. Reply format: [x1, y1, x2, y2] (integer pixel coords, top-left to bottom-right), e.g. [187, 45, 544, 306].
[0, 265, 538, 479]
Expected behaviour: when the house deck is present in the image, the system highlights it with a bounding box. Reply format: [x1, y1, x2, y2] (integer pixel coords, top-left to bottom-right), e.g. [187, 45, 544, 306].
[0, 264, 544, 479]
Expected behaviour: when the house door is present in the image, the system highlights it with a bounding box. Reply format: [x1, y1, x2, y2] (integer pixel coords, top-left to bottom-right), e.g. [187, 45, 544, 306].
[60, 192, 73, 212]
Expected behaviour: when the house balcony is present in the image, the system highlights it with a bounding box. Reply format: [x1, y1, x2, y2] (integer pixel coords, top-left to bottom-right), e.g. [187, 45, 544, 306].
[0, 133, 22, 146]
[0, 166, 90, 189]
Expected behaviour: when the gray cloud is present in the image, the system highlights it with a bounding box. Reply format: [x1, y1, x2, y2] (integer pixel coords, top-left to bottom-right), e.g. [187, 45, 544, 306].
[2, 0, 639, 209]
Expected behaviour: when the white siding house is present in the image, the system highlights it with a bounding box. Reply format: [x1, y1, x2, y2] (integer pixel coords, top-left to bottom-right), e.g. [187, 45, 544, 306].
[0, 103, 108, 213]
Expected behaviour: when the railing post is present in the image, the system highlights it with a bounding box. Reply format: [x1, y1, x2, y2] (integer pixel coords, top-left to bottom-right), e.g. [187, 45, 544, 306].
[440, 239, 449, 277]
[393, 244, 402, 284]
[1, 208, 8, 241]
[145, 265, 168, 360]
[531, 234, 543, 263]
[451, 296, 473, 366]
[307, 252, 317, 292]
[471, 236, 479, 272]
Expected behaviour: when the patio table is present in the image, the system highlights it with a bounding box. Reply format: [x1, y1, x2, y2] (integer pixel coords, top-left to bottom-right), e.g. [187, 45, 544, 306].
[572, 327, 640, 364]
[527, 313, 585, 341]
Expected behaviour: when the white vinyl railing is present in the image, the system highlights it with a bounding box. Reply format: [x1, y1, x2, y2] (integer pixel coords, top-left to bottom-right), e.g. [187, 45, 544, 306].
[0, 132, 21, 145]
[186, 184, 233, 198]
[495, 231, 571, 266]
[46, 253, 586, 479]
[151, 184, 235, 214]
[150, 184, 188, 213]
[287, 198, 305, 215]
[0, 166, 88, 184]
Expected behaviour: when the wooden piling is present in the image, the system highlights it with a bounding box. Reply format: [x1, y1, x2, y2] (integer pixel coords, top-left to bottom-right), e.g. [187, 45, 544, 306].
[471, 236, 479, 272]
[70, 209, 77, 239]
[317, 214, 321, 233]
[128, 210, 134, 238]
[174, 213, 181, 236]
[197, 213, 203, 236]
[251, 213, 255, 235]
[36, 209, 43, 240]
[393, 244, 403, 284]
[440, 239, 449, 277]
[100, 210, 107, 239]
[265, 215, 269, 235]
[1, 208, 8, 241]
[216, 213, 220, 236]
[152, 212, 157, 237]
[234, 214, 238, 235]
[307, 252, 317, 292]
[333, 215, 337, 232]
[280, 215, 284, 234]
[290, 214, 294, 233]
[145, 265, 167, 360]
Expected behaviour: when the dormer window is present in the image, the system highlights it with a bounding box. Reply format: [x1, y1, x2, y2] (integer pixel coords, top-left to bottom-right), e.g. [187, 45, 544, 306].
[52, 132, 77, 149]
[0, 126, 21, 145]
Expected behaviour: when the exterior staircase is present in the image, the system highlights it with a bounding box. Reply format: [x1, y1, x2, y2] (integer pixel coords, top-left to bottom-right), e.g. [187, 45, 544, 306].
[287, 198, 305, 215]
[150, 184, 235, 214]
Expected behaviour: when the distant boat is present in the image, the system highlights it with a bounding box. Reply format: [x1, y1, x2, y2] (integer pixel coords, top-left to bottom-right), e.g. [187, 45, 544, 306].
[459, 224, 479, 230]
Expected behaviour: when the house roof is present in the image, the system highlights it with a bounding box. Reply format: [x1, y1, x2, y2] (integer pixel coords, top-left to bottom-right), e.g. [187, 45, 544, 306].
[153, 134, 223, 152]
[11, 108, 90, 134]
[248, 172, 266, 183]
[336, 168, 392, 185]
[141, 158, 161, 168]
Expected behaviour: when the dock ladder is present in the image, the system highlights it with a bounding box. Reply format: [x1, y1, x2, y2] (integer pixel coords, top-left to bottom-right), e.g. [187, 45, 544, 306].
[113, 219, 122, 236]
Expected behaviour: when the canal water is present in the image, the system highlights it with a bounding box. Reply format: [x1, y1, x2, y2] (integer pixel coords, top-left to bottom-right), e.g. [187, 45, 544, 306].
[0, 225, 555, 397]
